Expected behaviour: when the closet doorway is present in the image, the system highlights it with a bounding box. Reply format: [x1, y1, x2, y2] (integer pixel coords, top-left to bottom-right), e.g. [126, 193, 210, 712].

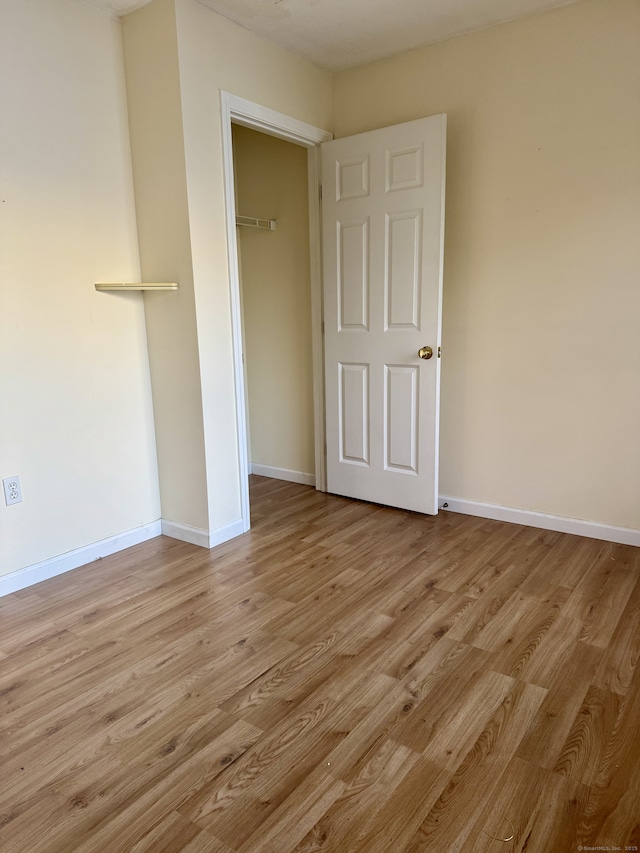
[233, 124, 315, 490]
[221, 93, 331, 532]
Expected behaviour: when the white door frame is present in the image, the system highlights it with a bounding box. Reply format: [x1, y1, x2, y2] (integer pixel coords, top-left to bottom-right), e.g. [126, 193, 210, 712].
[220, 92, 333, 532]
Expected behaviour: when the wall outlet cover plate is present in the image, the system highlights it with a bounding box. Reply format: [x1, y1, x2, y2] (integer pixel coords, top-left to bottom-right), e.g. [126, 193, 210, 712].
[3, 476, 23, 505]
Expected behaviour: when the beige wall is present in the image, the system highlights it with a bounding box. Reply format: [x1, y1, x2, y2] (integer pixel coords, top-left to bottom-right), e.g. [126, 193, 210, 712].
[122, 0, 209, 531]
[0, 0, 160, 575]
[334, 0, 640, 530]
[123, 0, 331, 535]
[233, 126, 315, 477]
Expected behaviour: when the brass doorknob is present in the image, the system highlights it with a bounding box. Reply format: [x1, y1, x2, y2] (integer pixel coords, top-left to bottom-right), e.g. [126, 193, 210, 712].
[418, 346, 433, 360]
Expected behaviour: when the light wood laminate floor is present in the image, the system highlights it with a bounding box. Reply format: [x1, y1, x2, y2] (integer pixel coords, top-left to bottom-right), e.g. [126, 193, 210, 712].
[1, 476, 639, 852]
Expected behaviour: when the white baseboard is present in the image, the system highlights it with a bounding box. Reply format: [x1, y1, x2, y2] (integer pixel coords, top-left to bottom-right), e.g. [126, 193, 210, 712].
[1, 515, 249, 599]
[161, 517, 246, 549]
[0, 520, 162, 598]
[5, 495, 633, 600]
[439, 496, 640, 547]
[250, 463, 316, 487]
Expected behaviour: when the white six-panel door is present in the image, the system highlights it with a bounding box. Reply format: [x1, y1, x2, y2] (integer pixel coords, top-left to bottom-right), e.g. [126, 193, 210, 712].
[322, 114, 446, 514]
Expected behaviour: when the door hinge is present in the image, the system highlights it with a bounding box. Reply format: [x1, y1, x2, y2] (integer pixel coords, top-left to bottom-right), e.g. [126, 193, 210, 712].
[438, 346, 442, 358]
[319, 184, 323, 201]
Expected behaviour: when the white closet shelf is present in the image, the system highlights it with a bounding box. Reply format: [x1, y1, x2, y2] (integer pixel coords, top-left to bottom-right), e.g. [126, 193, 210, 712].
[95, 282, 178, 291]
[236, 215, 276, 231]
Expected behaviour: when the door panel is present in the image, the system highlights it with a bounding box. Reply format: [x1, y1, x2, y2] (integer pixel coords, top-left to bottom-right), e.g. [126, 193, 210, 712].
[385, 210, 422, 329]
[385, 364, 419, 474]
[322, 114, 446, 514]
[339, 362, 369, 466]
[338, 220, 369, 329]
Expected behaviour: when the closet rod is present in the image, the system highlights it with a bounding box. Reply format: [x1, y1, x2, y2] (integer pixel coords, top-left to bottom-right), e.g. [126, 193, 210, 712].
[236, 215, 276, 231]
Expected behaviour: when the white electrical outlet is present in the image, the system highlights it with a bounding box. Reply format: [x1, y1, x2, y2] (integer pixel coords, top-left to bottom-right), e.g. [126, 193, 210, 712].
[3, 476, 23, 506]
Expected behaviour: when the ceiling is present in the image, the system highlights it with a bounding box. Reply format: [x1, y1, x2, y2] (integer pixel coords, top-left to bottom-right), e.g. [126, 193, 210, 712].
[91, 0, 580, 70]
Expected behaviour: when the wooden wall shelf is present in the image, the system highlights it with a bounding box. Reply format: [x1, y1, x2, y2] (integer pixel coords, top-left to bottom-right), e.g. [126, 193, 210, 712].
[95, 282, 178, 291]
